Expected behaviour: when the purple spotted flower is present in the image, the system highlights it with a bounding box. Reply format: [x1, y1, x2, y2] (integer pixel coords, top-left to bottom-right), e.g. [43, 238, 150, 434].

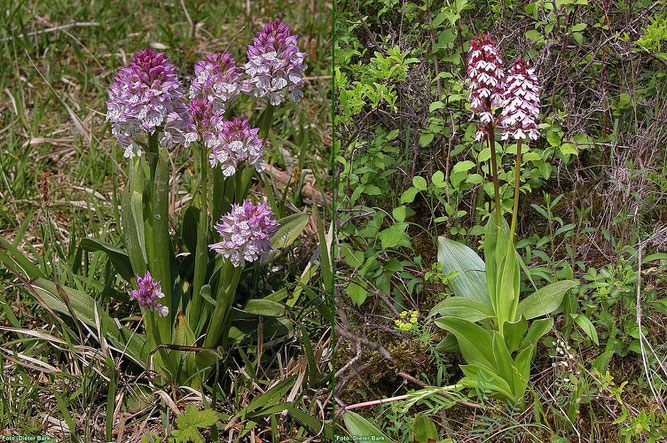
[189, 53, 243, 113]
[209, 200, 279, 267]
[243, 20, 308, 106]
[499, 59, 540, 141]
[209, 117, 264, 176]
[184, 97, 221, 148]
[106, 49, 190, 159]
[466, 33, 505, 142]
[129, 271, 169, 317]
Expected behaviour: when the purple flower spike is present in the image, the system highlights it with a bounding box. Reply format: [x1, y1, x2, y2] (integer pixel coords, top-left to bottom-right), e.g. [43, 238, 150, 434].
[209, 117, 264, 176]
[499, 59, 540, 141]
[466, 33, 505, 142]
[184, 97, 219, 147]
[243, 21, 308, 106]
[189, 53, 243, 113]
[106, 49, 190, 159]
[209, 200, 279, 267]
[129, 271, 169, 317]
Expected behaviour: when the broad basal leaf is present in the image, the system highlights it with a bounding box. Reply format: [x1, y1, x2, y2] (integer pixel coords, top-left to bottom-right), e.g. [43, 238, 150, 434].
[517, 280, 579, 320]
[437, 236, 490, 308]
[435, 317, 495, 370]
[428, 296, 494, 322]
[343, 411, 389, 441]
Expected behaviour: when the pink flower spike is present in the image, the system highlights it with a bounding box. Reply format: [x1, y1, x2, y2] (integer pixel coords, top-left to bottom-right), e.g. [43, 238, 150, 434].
[129, 271, 169, 316]
[208, 117, 265, 176]
[243, 21, 308, 105]
[189, 53, 243, 113]
[106, 49, 190, 159]
[466, 33, 505, 137]
[209, 200, 279, 267]
[499, 59, 540, 141]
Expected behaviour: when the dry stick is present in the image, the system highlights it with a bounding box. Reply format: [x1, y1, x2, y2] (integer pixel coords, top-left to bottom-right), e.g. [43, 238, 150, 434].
[342, 394, 409, 411]
[510, 139, 522, 242]
[334, 326, 393, 361]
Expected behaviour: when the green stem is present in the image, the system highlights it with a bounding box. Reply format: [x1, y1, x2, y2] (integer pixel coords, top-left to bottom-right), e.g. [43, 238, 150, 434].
[147, 310, 171, 378]
[191, 143, 209, 323]
[211, 167, 228, 223]
[487, 125, 501, 226]
[203, 262, 243, 348]
[152, 146, 172, 342]
[236, 165, 254, 204]
[510, 139, 522, 243]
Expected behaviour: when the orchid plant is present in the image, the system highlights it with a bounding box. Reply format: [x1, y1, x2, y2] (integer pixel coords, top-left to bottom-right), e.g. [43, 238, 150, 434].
[0, 21, 312, 389]
[430, 34, 579, 403]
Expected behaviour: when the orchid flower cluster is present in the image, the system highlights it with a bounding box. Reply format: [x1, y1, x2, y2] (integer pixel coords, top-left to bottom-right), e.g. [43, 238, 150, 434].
[466, 33, 541, 144]
[130, 271, 168, 317]
[465, 33, 541, 235]
[102, 21, 307, 383]
[107, 20, 307, 160]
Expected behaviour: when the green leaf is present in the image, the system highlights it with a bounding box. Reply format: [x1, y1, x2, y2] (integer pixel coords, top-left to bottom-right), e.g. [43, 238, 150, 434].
[503, 316, 528, 354]
[253, 403, 332, 439]
[0, 237, 45, 279]
[546, 131, 561, 147]
[435, 334, 459, 353]
[574, 314, 599, 345]
[79, 238, 134, 282]
[512, 345, 534, 399]
[525, 30, 542, 42]
[271, 213, 310, 249]
[241, 299, 285, 317]
[460, 363, 514, 400]
[492, 332, 516, 396]
[413, 415, 439, 443]
[173, 312, 198, 387]
[570, 23, 587, 32]
[517, 280, 579, 320]
[429, 101, 445, 113]
[363, 185, 382, 196]
[172, 405, 219, 443]
[413, 176, 428, 191]
[435, 317, 495, 370]
[243, 376, 296, 416]
[379, 222, 409, 249]
[432, 170, 445, 185]
[347, 282, 369, 305]
[437, 236, 490, 308]
[181, 206, 199, 254]
[483, 218, 508, 316]
[572, 32, 583, 44]
[521, 318, 553, 351]
[559, 143, 578, 155]
[393, 205, 408, 222]
[401, 187, 420, 204]
[452, 160, 475, 174]
[343, 411, 389, 440]
[122, 189, 147, 277]
[428, 296, 494, 322]
[497, 239, 520, 331]
[420, 132, 434, 147]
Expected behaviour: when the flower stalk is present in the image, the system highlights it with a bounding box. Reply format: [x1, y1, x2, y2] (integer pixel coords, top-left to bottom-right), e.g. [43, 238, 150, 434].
[510, 139, 522, 242]
[190, 140, 209, 320]
[487, 126, 501, 226]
